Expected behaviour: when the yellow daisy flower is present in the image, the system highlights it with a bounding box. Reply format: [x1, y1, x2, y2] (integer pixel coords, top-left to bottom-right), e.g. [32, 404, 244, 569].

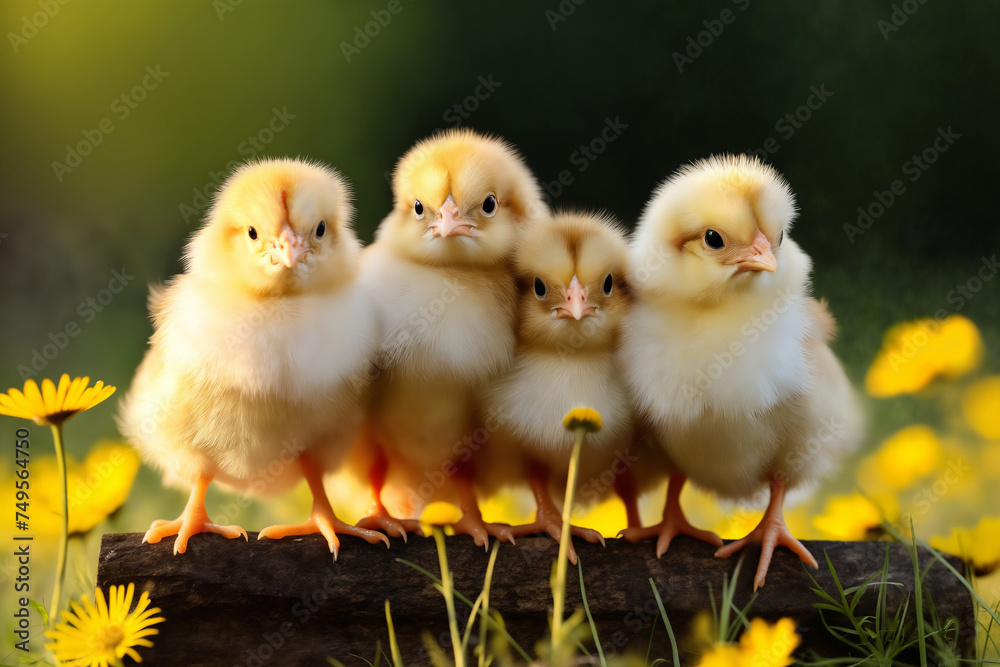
[562, 407, 603, 433]
[0, 375, 117, 622]
[695, 617, 800, 667]
[45, 582, 165, 666]
[865, 315, 983, 398]
[695, 644, 743, 667]
[858, 424, 943, 492]
[738, 617, 800, 666]
[963, 376, 1000, 441]
[812, 493, 887, 541]
[0, 374, 116, 426]
[24, 441, 141, 535]
[930, 516, 1000, 576]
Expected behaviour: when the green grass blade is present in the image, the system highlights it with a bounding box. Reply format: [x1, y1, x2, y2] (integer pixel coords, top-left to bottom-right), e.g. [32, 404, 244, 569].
[462, 591, 486, 655]
[346, 651, 377, 667]
[909, 518, 928, 667]
[645, 612, 659, 665]
[882, 522, 1000, 628]
[384, 600, 404, 667]
[27, 599, 49, 627]
[649, 579, 680, 667]
[422, 631, 451, 667]
[432, 528, 466, 667]
[396, 557, 532, 662]
[477, 540, 501, 667]
[578, 557, 607, 667]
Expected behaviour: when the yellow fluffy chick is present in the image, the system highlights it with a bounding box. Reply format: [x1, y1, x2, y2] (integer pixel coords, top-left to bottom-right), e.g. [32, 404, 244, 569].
[119, 158, 388, 556]
[356, 129, 547, 546]
[619, 154, 863, 590]
[481, 212, 634, 563]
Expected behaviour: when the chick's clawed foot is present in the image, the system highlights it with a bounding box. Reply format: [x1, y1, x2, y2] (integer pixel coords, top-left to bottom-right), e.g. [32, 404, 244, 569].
[620, 473, 721, 558]
[714, 516, 818, 592]
[143, 515, 248, 556]
[618, 517, 722, 559]
[356, 508, 424, 541]
[511, 504, 605, 565]
[260, 510, 390, 559]
[449, 513, 516, 550]
[143, 475, 247, 555]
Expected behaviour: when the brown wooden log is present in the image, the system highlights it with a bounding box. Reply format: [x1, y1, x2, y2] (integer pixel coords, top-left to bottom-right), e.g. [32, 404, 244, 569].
[97, 533, 974, 666]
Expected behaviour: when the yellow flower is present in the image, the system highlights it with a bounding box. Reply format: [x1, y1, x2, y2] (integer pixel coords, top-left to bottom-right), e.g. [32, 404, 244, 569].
[24, 442, 140, 535]
[858, 425, 943, 491]
[688, 610, 715, 653]
[45, 582, 165, 666]
[930, 516, 1000, 576]
[865, 315, 983, 398]
[695, 617, 800, 667]
[980, 442, 1000, 480]
[419, 501, 461, 535]
[562, 407, 602, 433]
[573, 496, 627, 539]
[738, 617, 800, 666]
[812, 493, 886, 541]
[696, 644, 743, 667]
[963, 376, 1000, 441]
[0, 375, 116, 426]
[714, 509, 764, 540]
[480, 488, 533, 526]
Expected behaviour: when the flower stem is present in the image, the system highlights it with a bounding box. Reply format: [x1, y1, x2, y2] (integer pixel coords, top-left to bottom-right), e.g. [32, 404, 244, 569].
[552, 426, 586, 646]
[50, 423, 69, 626]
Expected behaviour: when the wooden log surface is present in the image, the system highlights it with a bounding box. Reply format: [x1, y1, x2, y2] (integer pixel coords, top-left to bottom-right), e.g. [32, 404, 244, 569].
[98, 532, 974, 666]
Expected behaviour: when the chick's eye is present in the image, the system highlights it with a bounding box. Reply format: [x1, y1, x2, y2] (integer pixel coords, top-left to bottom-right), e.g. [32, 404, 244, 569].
[482, 194, 497, 217]
[316, 220, 326, 238]
[779, 231, 784, 246]
[704, 229, 724, 249]
[602, 273, 614, 296]
[533, 277, 546, 299]
[414, 199, 424, 219]
[248, 226, 258, 241]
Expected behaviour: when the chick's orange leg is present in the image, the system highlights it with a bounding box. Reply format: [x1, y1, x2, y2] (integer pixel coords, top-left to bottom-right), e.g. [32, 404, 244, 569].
[613, 464, 643, 530]
[619, 473, 722, 557]
[143, 474, 248, 555]
[510, 463, 605, 565]
[258, 453, 390, 558]
[448, 462, 515, 550]
[714, 476, 818, 591]
[356, 445, 423, 540]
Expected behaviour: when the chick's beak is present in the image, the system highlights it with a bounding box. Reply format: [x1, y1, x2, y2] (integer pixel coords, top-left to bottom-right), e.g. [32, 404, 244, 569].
[431, 194, 474, 238]
[731, 228, 777, 273]
[271, 224, 306, 268]
[555, 275, 596, 320]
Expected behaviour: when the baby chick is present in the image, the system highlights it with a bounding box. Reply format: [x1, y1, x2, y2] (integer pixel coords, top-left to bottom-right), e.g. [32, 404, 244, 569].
[119, 158, 388, 556]
[356, 129, 547, 546]
[481, 212, 633, 563]
[619, 154, 863, 590]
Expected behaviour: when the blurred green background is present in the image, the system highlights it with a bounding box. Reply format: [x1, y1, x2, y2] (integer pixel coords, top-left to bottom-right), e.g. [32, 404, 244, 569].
[1, 0, 999, 654]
